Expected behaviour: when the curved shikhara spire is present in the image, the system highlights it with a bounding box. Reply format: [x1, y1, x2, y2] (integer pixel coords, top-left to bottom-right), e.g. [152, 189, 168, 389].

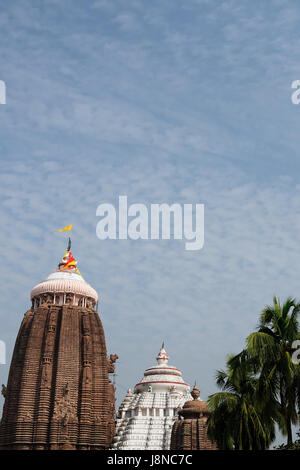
[0, 239, 115, 450]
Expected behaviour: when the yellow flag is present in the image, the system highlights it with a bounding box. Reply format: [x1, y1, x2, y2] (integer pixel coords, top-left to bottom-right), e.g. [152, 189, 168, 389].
[54, 224, 72, 232]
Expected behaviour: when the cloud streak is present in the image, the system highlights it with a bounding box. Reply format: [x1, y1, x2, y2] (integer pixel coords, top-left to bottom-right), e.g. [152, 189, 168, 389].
[1, 0, 300, 445]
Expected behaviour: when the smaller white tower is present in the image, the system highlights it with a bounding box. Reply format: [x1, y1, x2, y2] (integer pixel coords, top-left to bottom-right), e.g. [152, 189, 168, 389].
[112, 345, 191, 450]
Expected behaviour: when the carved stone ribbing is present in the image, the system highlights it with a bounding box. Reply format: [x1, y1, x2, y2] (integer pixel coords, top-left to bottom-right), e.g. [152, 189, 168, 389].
[170, 386, 217, 450]
[0, 304, 115, 450]
[170, 417, 217, 450]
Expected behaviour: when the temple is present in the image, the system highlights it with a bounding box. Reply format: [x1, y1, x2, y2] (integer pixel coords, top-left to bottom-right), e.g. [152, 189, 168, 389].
[0, 241, 116, 450]
[112, 345, 192, 450]
[170, 385, 217, 450]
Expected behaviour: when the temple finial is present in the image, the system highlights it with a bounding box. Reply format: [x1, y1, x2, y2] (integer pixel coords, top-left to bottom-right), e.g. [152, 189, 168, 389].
[57, 238, 82, 277]
[156, 343, 168, 365]
[191, 384, 200, 400]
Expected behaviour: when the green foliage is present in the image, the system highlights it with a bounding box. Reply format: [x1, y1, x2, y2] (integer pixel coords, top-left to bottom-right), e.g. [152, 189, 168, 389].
[207, 354, 276, 450]
[208, 297, 300, 450]
[247, 297, 300, 446]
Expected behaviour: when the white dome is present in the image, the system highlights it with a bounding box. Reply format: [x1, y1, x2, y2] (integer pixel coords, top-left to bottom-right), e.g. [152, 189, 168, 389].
[134, 345, 189, 394]
[31, 270, 98, 303]
[112, 346, 192, 451]
[47, 271, 85, 282]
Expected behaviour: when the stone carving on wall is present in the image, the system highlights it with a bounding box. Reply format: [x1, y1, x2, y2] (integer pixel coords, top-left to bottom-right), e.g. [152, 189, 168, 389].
[83, 365, 92, 386]
[66, 293, 73, 305]
[41, 360, 51, 389]
[41, 294, 54, 305]
[47, 314, 56, 333]
[1, 384, 6, 398]
[52, 383, 78, 424]
[19, 410, 33, 422]
[63, 382, 70, 396]
[107, 354, 118, 373]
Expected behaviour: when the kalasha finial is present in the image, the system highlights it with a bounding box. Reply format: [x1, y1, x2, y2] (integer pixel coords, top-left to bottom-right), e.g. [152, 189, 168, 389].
[162, 341, 164, 348]
[67, 237, 71, 251]
[191, 384, 200, 400]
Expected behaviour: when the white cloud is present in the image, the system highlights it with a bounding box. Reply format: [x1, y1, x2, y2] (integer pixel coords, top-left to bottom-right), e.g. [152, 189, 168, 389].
[1, 1, 300, 446]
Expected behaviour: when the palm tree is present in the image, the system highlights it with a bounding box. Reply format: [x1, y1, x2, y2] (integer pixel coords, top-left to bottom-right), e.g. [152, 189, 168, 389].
[207, 352, 276, 450]
[246, 296, 300, 446]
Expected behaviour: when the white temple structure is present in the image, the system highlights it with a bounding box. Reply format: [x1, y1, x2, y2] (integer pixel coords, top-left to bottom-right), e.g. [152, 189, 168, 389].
[112, 345, 192, 450]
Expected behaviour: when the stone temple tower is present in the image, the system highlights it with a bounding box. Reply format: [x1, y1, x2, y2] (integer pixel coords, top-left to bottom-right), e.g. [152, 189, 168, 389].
[0, 241, 116, 450]
[170, 385, 217, 450]
[112, 344, 192, 450]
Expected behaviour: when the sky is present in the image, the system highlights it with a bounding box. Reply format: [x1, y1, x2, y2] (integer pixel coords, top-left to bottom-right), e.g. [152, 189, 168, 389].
[1, 0, 300, 446]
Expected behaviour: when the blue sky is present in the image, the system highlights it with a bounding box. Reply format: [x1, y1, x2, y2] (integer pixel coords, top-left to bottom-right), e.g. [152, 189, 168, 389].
[1, 0, 300, 445]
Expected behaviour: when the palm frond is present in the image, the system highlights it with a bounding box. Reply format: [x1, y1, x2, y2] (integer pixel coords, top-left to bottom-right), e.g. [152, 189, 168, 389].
[246, 331, 278, 363]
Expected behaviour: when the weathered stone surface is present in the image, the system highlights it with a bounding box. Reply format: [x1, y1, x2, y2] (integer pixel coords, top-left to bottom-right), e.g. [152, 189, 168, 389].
[170, 385, 217, 450]
[0, 304, 115, 450]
